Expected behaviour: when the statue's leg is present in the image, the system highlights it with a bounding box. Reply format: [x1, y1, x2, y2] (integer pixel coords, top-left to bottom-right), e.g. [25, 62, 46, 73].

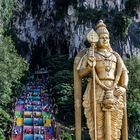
[111, 95, 124, 140]
[96, 103, 105, 140]
[92, 84, 105, 140]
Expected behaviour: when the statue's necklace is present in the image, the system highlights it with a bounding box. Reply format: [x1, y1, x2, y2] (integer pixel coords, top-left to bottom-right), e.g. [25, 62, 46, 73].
[103, 57, 113, 72]
[96, 51, 113, 72]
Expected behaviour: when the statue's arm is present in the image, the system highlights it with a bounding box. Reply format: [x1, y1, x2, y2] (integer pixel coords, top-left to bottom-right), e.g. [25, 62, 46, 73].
[114, 56, 129, 97]
[77, 55, 91, 78]
[118, 62, 129, 89]
[79, 66, 91, 78]
[118, 70, 128, 89]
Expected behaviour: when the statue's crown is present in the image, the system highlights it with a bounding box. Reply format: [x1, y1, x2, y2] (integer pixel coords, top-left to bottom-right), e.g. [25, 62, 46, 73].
[96, 20, 109, 36]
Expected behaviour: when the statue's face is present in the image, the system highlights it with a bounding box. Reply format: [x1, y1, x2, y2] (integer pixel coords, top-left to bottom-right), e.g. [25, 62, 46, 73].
[97, 34, 110, 49]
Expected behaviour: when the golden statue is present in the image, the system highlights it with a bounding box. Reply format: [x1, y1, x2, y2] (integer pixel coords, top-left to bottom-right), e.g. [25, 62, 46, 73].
[74, 20, 129, 140]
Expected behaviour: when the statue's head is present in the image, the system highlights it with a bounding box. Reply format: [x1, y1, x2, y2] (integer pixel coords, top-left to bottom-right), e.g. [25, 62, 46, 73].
[96, 20, 112, 51]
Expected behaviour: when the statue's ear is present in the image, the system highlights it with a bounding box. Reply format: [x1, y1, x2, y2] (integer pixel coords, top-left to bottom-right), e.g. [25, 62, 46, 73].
[73, 48, 87, 140]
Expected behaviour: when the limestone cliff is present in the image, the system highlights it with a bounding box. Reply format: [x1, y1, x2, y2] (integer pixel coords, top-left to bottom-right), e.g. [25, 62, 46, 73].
[13, 0, 140, 65]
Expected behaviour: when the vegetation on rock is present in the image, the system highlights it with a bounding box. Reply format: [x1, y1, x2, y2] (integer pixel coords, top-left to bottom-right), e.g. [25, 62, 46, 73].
[125, 0, 140, 17]
[77, 7, 132, 40]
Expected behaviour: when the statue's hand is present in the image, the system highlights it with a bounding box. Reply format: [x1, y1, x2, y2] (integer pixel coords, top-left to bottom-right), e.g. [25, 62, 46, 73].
[88, 56, 96, 68]
[114, 86, 126, 97]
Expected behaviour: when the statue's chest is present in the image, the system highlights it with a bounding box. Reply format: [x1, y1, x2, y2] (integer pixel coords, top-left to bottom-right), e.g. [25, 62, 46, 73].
[95, 52, 117, 72]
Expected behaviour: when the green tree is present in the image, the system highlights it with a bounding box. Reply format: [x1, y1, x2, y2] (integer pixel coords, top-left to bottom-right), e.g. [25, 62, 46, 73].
[0, 1, 28, 139]
[0, 36, 28, 139]
[0, 0, 18, 33]
[125, 56, 140, 139]
[44, 55, 74, 125]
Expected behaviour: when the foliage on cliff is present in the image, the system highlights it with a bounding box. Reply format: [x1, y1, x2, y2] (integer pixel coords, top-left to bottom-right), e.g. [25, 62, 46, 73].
[77, 7, 132, 41]
[55, 0, 77, 19]
[125, 0, 140, 16]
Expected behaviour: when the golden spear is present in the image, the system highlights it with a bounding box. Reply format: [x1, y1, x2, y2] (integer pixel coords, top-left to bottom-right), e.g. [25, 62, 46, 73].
[87, 29, 99, 140]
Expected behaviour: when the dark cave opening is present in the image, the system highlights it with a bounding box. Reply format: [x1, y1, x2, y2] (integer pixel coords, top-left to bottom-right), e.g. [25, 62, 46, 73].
[30, 46, 46, 72]
[29, 40, 69, 72]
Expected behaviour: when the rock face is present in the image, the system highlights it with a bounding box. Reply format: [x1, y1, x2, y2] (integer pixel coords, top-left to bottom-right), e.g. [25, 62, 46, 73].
[13, 0, 140, 65]
[80, 0, 125, 10]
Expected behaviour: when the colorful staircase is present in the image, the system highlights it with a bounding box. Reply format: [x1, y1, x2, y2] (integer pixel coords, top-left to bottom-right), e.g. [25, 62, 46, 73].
[12, 79, 57, 140]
